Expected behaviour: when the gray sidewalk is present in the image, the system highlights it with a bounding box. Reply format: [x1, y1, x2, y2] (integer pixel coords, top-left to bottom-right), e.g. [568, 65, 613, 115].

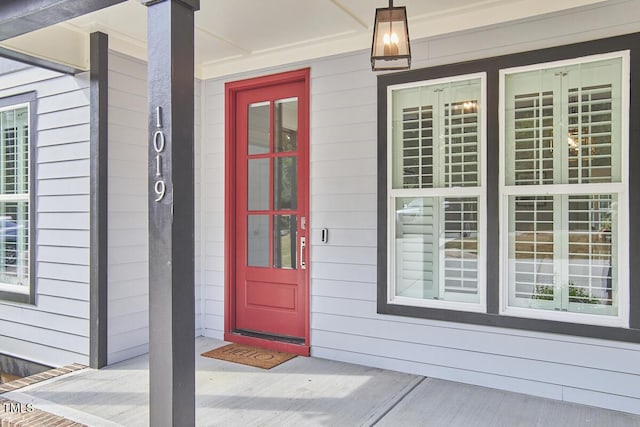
[3, 337, 640, 426]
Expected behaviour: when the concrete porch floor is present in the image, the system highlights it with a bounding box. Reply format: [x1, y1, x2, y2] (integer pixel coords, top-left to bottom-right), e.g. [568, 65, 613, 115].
[3, 337, 640, 426]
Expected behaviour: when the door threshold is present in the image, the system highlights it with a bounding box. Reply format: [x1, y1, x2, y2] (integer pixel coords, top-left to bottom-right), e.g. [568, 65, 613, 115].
[225, 331, 309, 356]
[234, 329, 304, 345]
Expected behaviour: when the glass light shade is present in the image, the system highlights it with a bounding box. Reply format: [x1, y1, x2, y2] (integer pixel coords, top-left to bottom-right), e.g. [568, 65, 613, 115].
[371, 6, 411, 71]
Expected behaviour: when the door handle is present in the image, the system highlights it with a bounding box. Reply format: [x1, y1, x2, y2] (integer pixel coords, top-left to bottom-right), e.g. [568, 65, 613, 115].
[300, 237, 306, 270]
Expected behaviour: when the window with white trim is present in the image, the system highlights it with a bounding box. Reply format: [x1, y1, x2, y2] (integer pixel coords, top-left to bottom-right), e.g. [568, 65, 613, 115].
[0, 101, 30, 296]
[500, 53, 628, 326]
[388, 74, 486, 311]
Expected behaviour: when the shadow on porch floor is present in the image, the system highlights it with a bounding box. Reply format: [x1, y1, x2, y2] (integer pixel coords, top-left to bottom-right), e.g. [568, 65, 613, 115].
[2, 337, 639, 426]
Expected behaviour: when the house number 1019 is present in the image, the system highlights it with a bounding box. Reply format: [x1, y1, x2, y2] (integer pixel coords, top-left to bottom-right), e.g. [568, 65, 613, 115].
[153, 106, 166, 202]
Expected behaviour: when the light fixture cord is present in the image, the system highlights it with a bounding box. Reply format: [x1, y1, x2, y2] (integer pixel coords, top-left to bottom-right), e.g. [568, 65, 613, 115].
[388, 0, 394, 36]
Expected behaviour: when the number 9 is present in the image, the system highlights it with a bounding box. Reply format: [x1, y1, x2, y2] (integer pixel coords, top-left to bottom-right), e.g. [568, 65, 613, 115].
[154, 180, 166, 202]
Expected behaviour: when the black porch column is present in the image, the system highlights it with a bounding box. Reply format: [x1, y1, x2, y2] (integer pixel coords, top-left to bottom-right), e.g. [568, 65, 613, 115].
[142, 0, 199, 426]
[89, 31, 109, 370]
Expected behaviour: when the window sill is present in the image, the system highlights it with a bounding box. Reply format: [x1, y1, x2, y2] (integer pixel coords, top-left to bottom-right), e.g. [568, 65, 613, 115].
[389, 295, 486, 313]
[0, 286, 33, 305]
[500, 306, 628, 329]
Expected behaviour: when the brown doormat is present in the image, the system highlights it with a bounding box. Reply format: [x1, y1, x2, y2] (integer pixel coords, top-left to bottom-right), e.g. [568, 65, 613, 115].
[201, 343, 297, 369]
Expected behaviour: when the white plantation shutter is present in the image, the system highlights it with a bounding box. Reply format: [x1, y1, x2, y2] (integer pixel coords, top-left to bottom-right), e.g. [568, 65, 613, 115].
[395, 105, 437, 298]
[503, 54, 625, 323]
[443, 197, 479, 300]
[512, 92, 554, 185]
[510, 195, 555, 308]
[0, 105, 30, 288]
[444, 101, 479, 187]
[390, 75, 485, 308]
[567, 194, 616, 315]
[395, 197, 436, 299]
[567, 85, 614, 184]
[401, 106, 433, 189]
[4, 128, 19, 193]
[1, 112, 28, 195]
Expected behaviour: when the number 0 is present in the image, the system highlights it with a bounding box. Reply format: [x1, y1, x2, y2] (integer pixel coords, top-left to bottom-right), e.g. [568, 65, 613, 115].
[153, 130, 165, 153]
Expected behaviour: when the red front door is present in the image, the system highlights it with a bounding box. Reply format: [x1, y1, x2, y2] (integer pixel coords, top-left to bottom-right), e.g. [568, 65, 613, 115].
[225, 69, 309, 355]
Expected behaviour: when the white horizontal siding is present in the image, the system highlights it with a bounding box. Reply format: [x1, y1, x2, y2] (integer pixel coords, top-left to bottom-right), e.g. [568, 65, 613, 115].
[106, 51, 203, 363]
[418, 0, 640, 68]
[0, 60, 28, 76]
[107, 51, 149, 365]
[38, 125, 89, 147]
[36, 279, 87, 301]
[201, 78, 225, 340]
[200, 0, 640, 415]
[38, 229, 88, 247]
[38, 89, 90, 114]
[38, 246, 89, 264]
[38, 195, 88, 213]
[0, 335, 86, 368]
[195, 78, 204, 335]
[314, 2, 640, 415]
[38, 141, 89, 163]
[38, 159, 89, 179]
[0, 61, 90, 367]
[38, 178, 90, 196]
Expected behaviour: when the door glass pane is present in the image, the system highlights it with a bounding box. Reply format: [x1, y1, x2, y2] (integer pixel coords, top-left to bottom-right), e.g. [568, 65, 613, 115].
[274, 156, 297, 210]
[248, 102, 270, 155]
[247, 215, 269, 267]
[274, 215, 296, 269]
[275, 98, 298, 152]
[248, 158, 269, 210]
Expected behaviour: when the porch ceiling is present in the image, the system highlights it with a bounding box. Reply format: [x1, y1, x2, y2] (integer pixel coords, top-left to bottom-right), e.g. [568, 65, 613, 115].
[0, 0, 607, 79]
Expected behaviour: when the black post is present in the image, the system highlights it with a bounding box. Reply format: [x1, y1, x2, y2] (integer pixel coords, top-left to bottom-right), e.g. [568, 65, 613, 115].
[89, 31, 108, 370]
[142, 0, 199, 425]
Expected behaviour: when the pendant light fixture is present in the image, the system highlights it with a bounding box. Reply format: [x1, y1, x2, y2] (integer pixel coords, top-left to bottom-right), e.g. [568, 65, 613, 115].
[371, 0, 411, 71]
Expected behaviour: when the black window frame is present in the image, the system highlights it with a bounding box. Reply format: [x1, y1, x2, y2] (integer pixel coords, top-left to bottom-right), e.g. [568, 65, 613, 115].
[377, 33, 640, 343]
[0, 91, 37, 305]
